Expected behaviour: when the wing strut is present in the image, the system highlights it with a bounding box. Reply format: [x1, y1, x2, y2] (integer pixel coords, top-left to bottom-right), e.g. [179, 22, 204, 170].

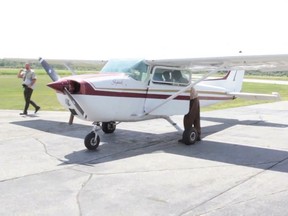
[143, 68, 225, 116]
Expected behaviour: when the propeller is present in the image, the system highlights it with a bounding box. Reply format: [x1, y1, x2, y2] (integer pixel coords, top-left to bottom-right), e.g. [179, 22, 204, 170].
[39, 57, 60, 81]
[39, 57, 87, 122]
[63, 63, 77, 75]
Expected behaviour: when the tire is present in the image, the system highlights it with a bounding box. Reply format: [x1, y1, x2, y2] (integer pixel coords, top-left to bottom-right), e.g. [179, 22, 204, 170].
[102, 122, 116, 133]
[182, 127, 198, 145]
[84, 132, 100, 150]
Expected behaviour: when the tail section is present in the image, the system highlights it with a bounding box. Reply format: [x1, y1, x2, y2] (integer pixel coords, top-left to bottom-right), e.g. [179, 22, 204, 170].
[220, 70, 280, 101]
[198, 69, 279, 104]
[225, 70, 245, 92]
[203, 70, 245, 92]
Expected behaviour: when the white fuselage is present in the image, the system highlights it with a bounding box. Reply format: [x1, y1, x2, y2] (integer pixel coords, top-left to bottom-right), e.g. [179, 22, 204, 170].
[47, 59, 244, 123]
[53, 71, 239, 122]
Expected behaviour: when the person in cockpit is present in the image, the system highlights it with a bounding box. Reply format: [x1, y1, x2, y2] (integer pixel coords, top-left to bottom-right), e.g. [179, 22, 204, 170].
[163, 71, 172, 82]
[172, 70, 188, 84]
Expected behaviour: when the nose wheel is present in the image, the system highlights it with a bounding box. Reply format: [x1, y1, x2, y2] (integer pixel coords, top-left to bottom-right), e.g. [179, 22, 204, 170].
[84, 122, 101, 150]
[84, 132, 100, 150]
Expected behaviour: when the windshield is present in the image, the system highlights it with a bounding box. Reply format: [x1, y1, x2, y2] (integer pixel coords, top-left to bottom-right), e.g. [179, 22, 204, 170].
[100, 59, 149, 81]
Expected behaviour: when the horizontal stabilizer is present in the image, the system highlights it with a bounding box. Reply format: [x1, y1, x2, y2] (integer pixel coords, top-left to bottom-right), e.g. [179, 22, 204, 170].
[228, 92, 281, 100]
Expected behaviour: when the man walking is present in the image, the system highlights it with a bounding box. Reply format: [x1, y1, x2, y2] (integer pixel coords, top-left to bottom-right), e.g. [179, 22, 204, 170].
[17, 63, 40, 115]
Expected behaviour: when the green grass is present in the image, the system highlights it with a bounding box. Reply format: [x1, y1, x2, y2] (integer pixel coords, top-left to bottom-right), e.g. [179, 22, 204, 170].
[0, 75, 65, 111]
[0, 69, 100, 111]
[1, 74, 288, 112]
[202, 82, 288, 111]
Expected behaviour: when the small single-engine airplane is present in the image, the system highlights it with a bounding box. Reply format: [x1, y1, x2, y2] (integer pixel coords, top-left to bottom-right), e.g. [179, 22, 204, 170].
[39, 54, 288, 150]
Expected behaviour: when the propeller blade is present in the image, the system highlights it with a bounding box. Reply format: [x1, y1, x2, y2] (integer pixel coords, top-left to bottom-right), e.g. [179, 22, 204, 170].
[39, 57, 87, 119]
[39, 57, 60, 81]
[63, 63, 77, 75]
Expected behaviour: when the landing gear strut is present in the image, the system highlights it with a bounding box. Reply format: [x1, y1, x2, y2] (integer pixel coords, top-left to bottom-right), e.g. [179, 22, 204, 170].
[84, 123, 100, 150]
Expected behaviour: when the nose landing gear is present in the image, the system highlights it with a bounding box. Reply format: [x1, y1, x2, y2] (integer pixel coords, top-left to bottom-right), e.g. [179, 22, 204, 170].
[84, 131, 100, 150]
[84, 121, 117, 150]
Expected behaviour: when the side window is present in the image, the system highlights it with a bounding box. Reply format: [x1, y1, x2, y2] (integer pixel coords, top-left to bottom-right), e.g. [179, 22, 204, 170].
[152, 68, 190, 86]
[171, 70, 189, 85]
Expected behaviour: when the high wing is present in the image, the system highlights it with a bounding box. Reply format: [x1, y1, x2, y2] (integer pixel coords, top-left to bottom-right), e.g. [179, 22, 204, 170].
[147, 54, 288, 72]
[143, 54, 287, 115]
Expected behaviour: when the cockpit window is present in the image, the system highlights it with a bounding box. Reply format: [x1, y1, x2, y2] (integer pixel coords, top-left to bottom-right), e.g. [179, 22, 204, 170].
[100, 59, 149, 81]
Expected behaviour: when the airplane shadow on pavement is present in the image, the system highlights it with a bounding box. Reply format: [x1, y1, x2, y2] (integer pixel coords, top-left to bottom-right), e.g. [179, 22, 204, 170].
[63, 116, 288, 174]
[66, 138, 288, 173]
[201, 116, 288, 134]
[11, 118, 288, 174]
[11, 119, 91, 139]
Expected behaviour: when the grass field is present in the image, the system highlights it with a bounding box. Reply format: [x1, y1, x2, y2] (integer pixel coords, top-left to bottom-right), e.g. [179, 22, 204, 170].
[1, 73, 288, 112]
[0, 75, 64, 111]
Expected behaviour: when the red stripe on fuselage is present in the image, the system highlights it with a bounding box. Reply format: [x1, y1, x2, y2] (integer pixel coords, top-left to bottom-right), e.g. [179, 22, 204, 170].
[82, 84, 189, 100]
[74, 80, 233, 101]
[77, 89, 233, 101]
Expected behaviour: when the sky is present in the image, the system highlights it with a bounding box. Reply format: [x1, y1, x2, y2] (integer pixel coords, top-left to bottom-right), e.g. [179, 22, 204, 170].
[1, 0, 288, 60]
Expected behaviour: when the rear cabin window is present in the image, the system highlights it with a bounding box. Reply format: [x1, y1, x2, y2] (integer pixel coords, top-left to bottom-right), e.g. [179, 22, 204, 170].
[152, 68, 190, 86]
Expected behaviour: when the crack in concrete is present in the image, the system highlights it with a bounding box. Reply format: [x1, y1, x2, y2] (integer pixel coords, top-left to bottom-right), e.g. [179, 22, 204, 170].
[69, 160, 280, 177]
[35, 138, 64, 162]
[179, 155, 288, 216]
[76, 174, 93, 216]
[0, 139, 176, 183]
[227, 188, 288, 206]
[196, 188, 288, 216]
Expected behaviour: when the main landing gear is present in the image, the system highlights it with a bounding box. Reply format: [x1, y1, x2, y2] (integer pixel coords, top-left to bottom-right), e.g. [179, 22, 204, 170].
[164, 116, 198, 145]
[182, 127, 198, 145]
[84, 121, 116, 150]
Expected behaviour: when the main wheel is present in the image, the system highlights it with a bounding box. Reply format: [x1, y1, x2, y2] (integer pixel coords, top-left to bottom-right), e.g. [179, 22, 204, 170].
[102, 122, 116, 133]
[182, 127, 198, 145]
[84, 132, 100, 150]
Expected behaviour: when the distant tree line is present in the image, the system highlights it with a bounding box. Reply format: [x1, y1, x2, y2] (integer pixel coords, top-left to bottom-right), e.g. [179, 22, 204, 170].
[0, 58, 106, 71]
[1, 58, 288, 76]
[245, 70, 288, 77]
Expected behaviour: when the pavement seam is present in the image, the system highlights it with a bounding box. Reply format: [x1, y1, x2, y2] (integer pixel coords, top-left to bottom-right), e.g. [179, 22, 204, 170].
[76, 174, 93, 216]
[225, 188, 288, 206]
[0, 140, 177, 183]
[179, 155, 288, 216]
[69, 161, 279, 177]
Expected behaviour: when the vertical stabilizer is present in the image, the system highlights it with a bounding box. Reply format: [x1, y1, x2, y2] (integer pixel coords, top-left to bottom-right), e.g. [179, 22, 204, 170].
[202, 70, 245, 93]
[225, 70, 245, 92]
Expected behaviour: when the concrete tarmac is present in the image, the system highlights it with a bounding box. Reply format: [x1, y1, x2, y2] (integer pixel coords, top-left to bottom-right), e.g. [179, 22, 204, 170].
[0, 101, 288, 216]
